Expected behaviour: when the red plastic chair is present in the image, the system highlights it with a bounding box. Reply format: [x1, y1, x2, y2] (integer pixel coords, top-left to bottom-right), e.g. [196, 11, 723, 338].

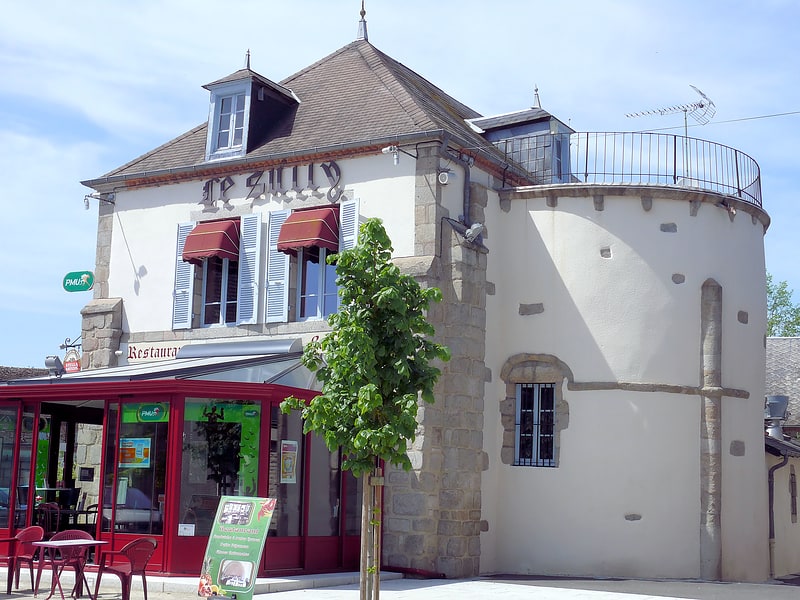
[3, 525, 44, 594]
[36, 529, 95, 599]
[94, 537, 158, 600]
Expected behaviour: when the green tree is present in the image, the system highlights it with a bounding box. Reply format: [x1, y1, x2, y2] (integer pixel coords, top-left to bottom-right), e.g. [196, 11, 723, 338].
[281, 218, 449, 600]
[767, 272, 800, 337]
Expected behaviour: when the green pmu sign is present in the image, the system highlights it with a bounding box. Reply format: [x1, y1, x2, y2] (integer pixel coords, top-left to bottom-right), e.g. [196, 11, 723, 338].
[63, 271, 94, 292]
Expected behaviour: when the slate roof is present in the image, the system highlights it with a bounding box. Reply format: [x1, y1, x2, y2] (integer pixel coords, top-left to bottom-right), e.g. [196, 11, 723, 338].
[87, 40, 503, 185]
[469, 107, 554, 132]
[766, 337, 800, 425]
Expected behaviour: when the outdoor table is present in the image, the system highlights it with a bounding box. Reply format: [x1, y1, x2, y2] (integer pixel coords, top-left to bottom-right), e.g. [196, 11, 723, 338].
[33, 538, 108, 600]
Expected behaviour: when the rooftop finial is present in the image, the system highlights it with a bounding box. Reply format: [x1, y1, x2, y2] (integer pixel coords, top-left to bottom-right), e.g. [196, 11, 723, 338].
[245, 49, 251, 70]
[533, 84, 541, 109]
[357, 0, 368, 41]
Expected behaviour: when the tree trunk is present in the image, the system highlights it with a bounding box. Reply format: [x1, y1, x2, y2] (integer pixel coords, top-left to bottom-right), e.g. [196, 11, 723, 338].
[360, 472, 370, 600]
[359, 462, 384, 600]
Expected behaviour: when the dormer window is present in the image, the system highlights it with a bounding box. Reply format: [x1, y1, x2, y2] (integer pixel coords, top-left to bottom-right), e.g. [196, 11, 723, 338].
[216, 93, 246, 151]
[205, 83, 251, 161]
[202, 65, 299, 163]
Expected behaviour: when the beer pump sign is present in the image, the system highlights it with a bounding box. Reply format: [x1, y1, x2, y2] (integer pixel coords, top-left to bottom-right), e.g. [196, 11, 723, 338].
[63, 271, 95, 292]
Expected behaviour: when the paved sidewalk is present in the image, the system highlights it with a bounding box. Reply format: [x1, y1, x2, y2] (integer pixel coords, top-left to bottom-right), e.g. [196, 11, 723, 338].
[5, 570, 800, 600]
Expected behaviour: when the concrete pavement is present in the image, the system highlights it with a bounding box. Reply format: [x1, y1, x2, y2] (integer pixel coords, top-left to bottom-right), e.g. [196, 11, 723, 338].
[6, 569, 800, 600]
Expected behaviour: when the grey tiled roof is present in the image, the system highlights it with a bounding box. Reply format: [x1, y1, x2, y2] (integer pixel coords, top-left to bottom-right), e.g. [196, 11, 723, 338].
[91, 40, 497, 183]
[766, 337, 800, 425]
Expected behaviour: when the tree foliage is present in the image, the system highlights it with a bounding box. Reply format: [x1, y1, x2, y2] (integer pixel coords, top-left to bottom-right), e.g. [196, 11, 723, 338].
[767, 272, 800, 337]
[281, 218, 450, 476]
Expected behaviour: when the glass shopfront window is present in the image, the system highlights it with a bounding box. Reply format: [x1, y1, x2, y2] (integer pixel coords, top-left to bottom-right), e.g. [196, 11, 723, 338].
[0, 407, 20, 529]
[179, 399, 261, 537]
[102, 402, 168, 535]
[307, 434, 340, 536]
[267, 405, 304, 537]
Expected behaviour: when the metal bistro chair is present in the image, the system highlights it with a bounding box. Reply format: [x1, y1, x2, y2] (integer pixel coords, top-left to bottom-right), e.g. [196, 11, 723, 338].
[3, 525, 44, 594]
[94, 537, 158, 600]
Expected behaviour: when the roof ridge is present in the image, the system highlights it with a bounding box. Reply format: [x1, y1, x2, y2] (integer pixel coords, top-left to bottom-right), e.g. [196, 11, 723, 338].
[367, 43, 481, 120]
[355, 44, 503, 158]
[280, 40, 363, 88]
[352, 42, 438, 132]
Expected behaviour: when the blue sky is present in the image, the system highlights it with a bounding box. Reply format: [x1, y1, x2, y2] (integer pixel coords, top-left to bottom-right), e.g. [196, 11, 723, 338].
[1, 0, 798, 367]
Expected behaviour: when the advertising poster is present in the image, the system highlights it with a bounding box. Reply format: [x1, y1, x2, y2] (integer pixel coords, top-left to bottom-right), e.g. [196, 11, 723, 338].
[119, 437, 151, 468]
[198, 496, 275, 600]
[280, 440, 298, 484]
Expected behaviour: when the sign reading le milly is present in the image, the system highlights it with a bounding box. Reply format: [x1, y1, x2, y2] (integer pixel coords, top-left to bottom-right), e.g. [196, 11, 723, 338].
[201, 161, 343, 206]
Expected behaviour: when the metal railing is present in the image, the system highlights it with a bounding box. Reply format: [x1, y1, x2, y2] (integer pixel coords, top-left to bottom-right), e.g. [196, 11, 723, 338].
[495, 132, 762, 208]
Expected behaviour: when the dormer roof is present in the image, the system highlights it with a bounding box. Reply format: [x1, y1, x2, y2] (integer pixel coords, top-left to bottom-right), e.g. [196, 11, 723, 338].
[202, 68, 297, 105]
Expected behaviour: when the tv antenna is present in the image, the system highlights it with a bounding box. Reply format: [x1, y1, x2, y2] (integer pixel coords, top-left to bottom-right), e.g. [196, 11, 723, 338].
[626, 85, 716, 137]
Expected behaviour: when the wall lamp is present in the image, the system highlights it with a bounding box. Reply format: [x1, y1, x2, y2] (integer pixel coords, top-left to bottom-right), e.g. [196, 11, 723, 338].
[45, 355, 66, 378]
[380, 145, 418, 166]
[84, 192, 116, 210]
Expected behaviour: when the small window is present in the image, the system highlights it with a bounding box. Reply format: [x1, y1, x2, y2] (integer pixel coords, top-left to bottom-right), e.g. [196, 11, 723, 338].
[205, 85, 250, 161]
[553, 135, 563, 181]
[514, 383, 556, 467]
[202, 257, 239, 326]
[215, 93, 246, 151]
[297, 247, 338, 320]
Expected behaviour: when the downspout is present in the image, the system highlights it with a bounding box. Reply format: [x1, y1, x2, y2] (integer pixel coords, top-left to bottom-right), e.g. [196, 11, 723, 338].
[439, 134, 473, 226]
[768, 453, 789, 579]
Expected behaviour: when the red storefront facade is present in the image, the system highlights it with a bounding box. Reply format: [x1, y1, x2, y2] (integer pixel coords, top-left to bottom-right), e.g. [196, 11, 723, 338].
[0, 353, 361, 576]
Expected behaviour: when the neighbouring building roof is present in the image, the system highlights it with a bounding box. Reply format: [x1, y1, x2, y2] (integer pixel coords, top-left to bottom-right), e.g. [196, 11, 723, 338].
[86, 39, 501, 185]
[766, 337, 800, 426]
[0, 366, 48, 381]
[765, 434, 800, 458]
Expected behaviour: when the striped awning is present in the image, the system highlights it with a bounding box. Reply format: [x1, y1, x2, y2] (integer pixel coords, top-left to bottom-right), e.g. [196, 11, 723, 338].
[182, 219, 241, 266]
[277, 206, 339, 256]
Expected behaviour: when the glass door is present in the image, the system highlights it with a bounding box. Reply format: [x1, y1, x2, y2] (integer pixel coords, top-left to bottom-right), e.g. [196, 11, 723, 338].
[101, 402, 169, 537]
[171, 398, 261, 573]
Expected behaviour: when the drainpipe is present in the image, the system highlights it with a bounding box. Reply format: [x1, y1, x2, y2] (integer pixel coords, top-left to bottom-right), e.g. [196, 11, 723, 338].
[439, 134, 473, 226]
[768, 453, 789, 579]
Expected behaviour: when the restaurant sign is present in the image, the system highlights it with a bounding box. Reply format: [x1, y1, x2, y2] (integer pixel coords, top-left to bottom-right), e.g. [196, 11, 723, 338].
[198, 496, 275, 600]
[63, 271, 94, 292]
[125, 341, 186, 363]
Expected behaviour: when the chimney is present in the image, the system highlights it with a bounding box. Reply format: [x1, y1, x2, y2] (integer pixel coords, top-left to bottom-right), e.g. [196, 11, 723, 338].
[765, 395, 790, 440]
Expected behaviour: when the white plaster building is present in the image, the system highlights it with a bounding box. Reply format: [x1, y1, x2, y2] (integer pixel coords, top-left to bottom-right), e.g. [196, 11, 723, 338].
[71, 12, 775, 582]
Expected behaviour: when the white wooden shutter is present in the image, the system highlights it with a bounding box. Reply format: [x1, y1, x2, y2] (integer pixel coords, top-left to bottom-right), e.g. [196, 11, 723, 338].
[236, 213, 262, 325]
[265, 209, 290, 323]
[172, 222, 195, 330]
[339, 197, 360, 251]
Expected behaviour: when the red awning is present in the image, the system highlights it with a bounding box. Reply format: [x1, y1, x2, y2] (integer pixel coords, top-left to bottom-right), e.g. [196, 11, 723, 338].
[277, 207, 339, 256]
[182, 219, 241, 266]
